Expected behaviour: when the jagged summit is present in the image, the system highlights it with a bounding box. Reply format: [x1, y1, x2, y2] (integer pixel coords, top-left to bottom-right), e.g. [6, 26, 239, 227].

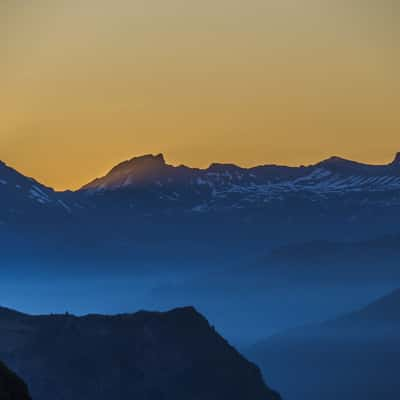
[82, 153, 169, 190]
[109, 153, 166, 174]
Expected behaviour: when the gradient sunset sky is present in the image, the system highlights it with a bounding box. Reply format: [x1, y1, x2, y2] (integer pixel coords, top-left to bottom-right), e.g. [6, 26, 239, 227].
[1, 0, 399, 189]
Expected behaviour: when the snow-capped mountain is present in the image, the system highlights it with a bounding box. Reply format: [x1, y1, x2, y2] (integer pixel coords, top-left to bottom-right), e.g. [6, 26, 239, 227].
[0, 161, 73, 223]
[2, 152, 400, 223]
[80, 152, 400, 213]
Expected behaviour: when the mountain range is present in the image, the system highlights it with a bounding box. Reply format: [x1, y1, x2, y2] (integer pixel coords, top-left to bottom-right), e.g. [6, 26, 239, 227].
[2, 152, 400, 399]
[2, 152, 400, 344]
[1, 152, 400, 228]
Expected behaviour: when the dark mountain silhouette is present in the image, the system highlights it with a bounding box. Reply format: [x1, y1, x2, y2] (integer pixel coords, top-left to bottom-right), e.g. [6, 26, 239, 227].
[0, 361, 31, 400]
[0, 306, 280, 400]
[246, 288, 400, 400]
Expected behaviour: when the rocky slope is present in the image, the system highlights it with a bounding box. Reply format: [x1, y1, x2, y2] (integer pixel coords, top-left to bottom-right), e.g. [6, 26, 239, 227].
[0, 306, 280, 400]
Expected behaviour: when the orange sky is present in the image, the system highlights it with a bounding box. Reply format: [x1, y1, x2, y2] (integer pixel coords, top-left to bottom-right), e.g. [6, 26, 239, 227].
[0, 0, 399, 190]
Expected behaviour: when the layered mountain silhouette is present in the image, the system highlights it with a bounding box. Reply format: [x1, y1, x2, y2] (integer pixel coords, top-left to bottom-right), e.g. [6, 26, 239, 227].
[0, 306, 280, 400]
[246, 288, 400, 400]
[0, 361, 31, 400]
[2, 153, 400, 346]
[2, 152, 400, 342]
[2, 153, 400, 399]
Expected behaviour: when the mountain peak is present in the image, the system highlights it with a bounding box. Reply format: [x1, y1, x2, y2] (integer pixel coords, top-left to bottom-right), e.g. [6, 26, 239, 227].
[318, 156, 354, 166]
[82, 153, 168, 190]
[110, 153, 166, 173]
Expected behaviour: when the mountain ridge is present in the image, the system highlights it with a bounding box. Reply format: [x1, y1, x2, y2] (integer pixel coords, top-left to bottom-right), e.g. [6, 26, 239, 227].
[81, 151, 400, 192]
[0, 305, 281, 400]
[1, 152, 399, 194]
[1, 152, 400, 228]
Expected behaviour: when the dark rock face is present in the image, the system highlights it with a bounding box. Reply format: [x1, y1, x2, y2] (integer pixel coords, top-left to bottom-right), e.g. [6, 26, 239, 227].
[0, 306, 280, 400]
[0, 361, 31, 400]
